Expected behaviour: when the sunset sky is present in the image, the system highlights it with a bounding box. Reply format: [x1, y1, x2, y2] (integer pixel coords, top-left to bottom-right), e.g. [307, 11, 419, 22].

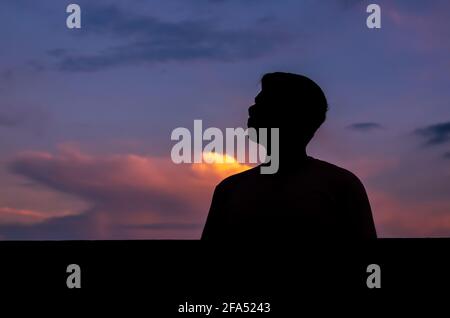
[1, 0, 450, 239]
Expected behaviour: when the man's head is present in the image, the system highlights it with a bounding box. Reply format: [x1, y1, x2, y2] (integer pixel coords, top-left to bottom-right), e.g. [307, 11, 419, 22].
[248, 72, 328, 147]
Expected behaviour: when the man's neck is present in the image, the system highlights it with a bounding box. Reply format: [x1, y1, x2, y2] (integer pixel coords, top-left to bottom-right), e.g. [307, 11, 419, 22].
[264, 147, 308, 174]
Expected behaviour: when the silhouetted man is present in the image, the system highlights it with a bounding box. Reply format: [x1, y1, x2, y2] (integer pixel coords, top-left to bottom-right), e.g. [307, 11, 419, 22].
[202, 72, 377, 240]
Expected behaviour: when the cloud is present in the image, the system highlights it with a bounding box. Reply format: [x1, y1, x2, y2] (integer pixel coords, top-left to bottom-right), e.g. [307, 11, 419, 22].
[444, 152, 450, 159]
[0, 212, 97, 240]
[0, 206, 74, 225]
[50, 4, 289, 72]
[3, 144, 450, 239]
[369, 190, 450, 238]
[347, 122, 383, 132]
[414, 121, 450, 145]
[120, 222, 202, 231]
[3, 146, 250, 239]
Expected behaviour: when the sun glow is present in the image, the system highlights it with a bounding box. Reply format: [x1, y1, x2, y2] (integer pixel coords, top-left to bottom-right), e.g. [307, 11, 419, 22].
[191, 152, 252, 178]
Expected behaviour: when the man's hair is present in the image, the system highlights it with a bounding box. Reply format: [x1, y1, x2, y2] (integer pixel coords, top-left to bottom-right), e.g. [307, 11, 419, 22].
[260, 72, 328, 136]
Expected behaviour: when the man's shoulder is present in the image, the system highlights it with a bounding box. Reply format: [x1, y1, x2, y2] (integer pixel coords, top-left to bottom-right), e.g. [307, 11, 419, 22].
[216, 166, 261, 189]
[309, 157, 364, 186]
[214, 158, 365, 190]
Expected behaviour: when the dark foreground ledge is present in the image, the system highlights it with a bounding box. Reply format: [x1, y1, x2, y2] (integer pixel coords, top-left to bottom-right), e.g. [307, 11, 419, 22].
[0, 239, 448, 312]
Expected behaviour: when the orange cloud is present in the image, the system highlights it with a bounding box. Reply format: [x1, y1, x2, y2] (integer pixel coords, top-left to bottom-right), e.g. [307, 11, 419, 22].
[4, 145, 450, 239]
[0, 207, 49, 224]
[192, 152, 252, 179]
[4, 146, 251, 239]
[369, 190, 450, 237]
[0, 206, 73, 225]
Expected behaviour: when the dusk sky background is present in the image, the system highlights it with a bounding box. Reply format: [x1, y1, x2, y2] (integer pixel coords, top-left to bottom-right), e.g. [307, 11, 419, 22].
[1, 0, 450, 239]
